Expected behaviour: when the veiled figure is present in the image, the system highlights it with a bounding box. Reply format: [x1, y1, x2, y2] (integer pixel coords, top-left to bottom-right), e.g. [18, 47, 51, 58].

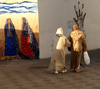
[4, 18, 16, 56]
[21, 17, 39, 59]
[49, 28, 71, 74]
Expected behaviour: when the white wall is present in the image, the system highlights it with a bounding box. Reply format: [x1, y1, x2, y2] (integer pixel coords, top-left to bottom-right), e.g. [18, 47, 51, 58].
[38, 0, 100, 59]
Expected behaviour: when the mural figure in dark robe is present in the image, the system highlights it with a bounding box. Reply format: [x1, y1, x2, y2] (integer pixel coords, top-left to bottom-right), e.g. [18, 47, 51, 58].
[73, 2, 86, 37]
[4, 18, 29, 59]
[21, 17, 39, 59]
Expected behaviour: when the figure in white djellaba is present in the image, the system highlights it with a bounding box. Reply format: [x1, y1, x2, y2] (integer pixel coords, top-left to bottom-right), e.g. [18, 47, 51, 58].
[48, 28, 71, 74]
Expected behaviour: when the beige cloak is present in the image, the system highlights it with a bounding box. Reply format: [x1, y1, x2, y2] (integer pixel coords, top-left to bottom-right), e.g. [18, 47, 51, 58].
[48, 35, 71, 71]
[68, 30, 87, 69]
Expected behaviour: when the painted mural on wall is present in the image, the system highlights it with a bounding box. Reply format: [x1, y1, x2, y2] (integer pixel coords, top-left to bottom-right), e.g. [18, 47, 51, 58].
[0, 0, 39, 60]
[67, 20, 76, 31]
[73, 2, 86, 37]
[0, 1, 38, 14]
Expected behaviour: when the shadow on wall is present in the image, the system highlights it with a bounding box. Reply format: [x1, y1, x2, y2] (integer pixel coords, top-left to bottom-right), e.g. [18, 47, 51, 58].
[0, 18, 39, 60]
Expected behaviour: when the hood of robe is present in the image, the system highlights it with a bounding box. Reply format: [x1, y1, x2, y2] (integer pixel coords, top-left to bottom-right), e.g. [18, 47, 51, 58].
[56, 28, 63, 35]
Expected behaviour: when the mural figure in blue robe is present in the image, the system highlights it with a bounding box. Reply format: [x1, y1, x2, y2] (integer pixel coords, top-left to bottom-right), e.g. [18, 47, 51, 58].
[4, 18, 29, 59]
